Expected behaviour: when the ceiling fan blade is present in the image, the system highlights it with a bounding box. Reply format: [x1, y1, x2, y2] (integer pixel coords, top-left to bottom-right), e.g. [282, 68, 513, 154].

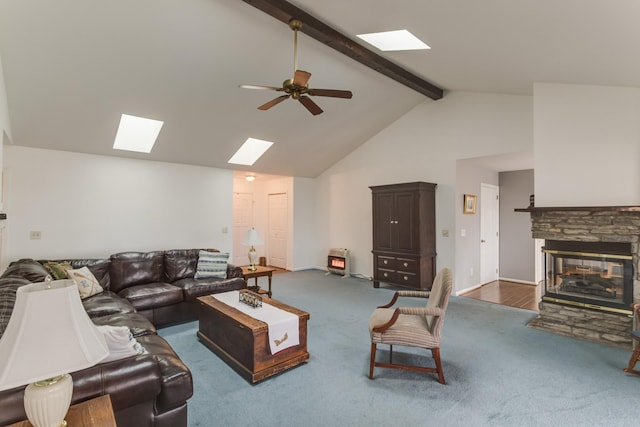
[258, 95, 290, 111]
[299, 95, 323, 115]
[307, 88, 353, 99]
[293, 70, 311, 87]
[240, 84, 283, 91]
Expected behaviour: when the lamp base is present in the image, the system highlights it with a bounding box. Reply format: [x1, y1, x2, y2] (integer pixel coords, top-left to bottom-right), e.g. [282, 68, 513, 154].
[24, 374, 72, 427]
[247, 246, 258, 271]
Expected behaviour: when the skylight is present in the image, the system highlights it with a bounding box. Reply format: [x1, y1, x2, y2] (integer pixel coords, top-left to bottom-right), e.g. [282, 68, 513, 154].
[228, 138, 274, 166]
[113, 114, 164, 153]
[356, 29, 430, 51]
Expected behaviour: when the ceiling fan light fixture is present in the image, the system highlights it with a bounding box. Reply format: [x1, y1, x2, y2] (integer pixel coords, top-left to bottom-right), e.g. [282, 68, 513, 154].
[356, 29, 430, 51]
[228, 138, 274, 166]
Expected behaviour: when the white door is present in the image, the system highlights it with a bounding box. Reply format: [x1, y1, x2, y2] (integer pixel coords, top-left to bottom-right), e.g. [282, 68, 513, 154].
[268, 193, 287, 269]
[232, 192, 253, 267]
[480, 183, 499, 284]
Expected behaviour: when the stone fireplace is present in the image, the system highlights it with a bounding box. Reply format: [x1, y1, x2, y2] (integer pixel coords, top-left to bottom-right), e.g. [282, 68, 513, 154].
[517, 206, 640, 349]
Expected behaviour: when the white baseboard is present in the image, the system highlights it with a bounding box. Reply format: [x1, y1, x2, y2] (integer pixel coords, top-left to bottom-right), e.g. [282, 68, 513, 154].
[456, 283, 483, 296]
[499, 277, 537, 286]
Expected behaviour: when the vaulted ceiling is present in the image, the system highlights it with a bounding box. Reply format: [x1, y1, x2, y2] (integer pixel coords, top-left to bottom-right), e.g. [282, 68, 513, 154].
[1, 1, 639, 177]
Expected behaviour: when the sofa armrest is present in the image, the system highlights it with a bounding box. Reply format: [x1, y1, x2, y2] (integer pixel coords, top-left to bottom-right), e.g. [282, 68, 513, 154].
[0, 354, 162, 426]
[227, 263, 244, 280]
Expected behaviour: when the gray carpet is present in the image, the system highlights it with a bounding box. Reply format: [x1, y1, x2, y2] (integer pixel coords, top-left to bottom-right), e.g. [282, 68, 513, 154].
[159, 270, 637, 427]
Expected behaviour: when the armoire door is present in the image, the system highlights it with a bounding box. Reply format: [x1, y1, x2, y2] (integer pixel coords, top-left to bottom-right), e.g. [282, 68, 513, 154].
[372, 192, 394, 251]
[394, 191, 417, 252]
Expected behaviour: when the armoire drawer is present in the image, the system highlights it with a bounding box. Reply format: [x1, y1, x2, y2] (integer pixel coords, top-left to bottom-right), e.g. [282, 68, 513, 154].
[376, 269, 396, 283]
[376, 255, 396, 270]
[396, 272, 418, 286]
[396, 257, 418, 273]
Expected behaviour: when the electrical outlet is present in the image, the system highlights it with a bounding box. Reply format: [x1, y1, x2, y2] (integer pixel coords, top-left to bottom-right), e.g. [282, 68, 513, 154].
[222, 226, 228, 234]
[441, 229, 449, 237]
[469, 267, 474, 277]
[30, 231, 42, 240]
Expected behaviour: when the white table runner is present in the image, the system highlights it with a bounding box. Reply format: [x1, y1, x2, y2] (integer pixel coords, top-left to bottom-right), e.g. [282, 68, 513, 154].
[212, 291, 299, 354]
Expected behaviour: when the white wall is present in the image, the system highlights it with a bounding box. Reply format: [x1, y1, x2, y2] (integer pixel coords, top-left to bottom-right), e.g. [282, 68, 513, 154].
[0, 54, 11, 206]
[455, 160, 498, 292]
[316, 91, 533, 291]
[499, 169, 535, 283]
[534, 83, 640, 206]
[292, 177, 317, 271]
[4, 146, 234, 260]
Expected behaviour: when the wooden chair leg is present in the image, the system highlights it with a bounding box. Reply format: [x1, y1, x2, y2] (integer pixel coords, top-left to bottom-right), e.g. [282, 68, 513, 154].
[389, 344, 393, 364]
[369, 342, 377, 379]
[624, 346, 640, 375]
[432, 347, 445, 384]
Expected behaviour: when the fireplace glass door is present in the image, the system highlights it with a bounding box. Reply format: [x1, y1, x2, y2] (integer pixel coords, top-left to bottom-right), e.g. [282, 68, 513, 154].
[544, 249, 632, 312]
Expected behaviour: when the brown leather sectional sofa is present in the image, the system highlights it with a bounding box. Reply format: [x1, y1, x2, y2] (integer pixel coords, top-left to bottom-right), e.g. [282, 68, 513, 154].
[0, 248, 246, 427]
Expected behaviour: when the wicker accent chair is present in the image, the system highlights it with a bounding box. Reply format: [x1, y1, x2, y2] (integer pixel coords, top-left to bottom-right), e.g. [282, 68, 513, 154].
[369, 268, 453, 384]
[624, 303, 640, 375]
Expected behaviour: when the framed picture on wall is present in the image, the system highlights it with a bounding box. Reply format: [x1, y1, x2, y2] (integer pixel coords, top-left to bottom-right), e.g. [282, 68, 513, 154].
[463, 194, 477, 214]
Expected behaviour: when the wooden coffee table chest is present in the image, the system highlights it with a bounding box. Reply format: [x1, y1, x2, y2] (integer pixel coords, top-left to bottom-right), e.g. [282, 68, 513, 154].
[197, 293, 310, 383]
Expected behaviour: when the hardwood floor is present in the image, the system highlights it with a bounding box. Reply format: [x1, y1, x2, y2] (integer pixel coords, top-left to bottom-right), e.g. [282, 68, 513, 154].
[460, 280, 541, 311]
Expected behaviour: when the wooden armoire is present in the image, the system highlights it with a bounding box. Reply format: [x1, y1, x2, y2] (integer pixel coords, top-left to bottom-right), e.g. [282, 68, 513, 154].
[370, 182, 437, 289]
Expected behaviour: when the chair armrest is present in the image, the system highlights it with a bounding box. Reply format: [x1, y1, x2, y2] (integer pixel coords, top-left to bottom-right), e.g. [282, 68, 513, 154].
[398, 307, 444, 316]
[371, 308, 400, 333]
[397, 290, 431, 298]
[377, 290, 431, 308]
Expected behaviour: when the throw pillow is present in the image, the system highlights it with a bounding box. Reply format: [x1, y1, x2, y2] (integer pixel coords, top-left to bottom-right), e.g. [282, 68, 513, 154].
[43, 261, 73, 280]
[67, 266, 104, 299]
[194, 250, 229, 279]
[96, 325, 148, 363]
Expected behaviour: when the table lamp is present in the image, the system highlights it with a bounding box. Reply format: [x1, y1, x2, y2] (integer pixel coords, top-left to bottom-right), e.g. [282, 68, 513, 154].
[243, 227, 264, 271]
[0, 278, 109, 427]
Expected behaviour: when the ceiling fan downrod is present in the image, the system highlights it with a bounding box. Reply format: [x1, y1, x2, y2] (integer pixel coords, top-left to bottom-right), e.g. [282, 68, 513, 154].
[289, 19, 303, 76]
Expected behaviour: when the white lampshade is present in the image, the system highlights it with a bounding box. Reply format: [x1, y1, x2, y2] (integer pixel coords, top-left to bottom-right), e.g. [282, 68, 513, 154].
[242, 228, 264, 246]
[0, 279, 109, 391]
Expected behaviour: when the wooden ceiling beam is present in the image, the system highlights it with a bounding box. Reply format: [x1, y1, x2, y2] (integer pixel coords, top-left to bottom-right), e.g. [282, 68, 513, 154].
[240, 0, 444, 100]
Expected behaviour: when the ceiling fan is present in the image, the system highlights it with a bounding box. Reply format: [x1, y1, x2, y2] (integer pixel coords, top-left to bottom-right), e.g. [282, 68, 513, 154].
[240, 19, 353, 116]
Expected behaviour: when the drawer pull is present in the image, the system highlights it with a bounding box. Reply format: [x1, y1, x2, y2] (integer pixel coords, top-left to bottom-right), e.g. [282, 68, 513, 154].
[403, 262, 408, 267]
[383, 272, 388, 278]
[403, 276, 408, 281]
[383, 260, 388, 265]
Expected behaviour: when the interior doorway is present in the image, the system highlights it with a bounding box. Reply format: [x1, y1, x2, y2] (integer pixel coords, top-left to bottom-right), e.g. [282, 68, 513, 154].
[480, 183, 499, 284]
[267, 193, 287, 269]
[232, 192, 254, 267]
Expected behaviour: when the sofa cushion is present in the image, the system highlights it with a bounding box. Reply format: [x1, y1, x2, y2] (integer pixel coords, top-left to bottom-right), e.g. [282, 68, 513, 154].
[118, 282, 183, 311]
[164, 249, 198, 282]
[173, 277, 246, 302]
[0, 279, 31, 338]
[82, 291, 137, 318]
[96, 325, 148, 363]
[67, 266, 104, 299]
[39, 259, 112, 290]
[110, 251, 165, 293]
[69, 259, 111, 290]
[1, 259, 49, 282]
[92, 312, 157, 337]
[42, 261, 73, 279]
[164, 249, 219, 282]
[194, 251, 229, 279]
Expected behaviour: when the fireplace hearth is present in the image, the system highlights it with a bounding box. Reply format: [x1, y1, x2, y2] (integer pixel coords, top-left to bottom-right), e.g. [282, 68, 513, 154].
[516, 205, 640, 348]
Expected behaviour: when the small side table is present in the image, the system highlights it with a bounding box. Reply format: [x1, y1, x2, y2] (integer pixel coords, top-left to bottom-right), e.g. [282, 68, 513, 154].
[9, 394, 117, 427]
[242, 265, 277, 298]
